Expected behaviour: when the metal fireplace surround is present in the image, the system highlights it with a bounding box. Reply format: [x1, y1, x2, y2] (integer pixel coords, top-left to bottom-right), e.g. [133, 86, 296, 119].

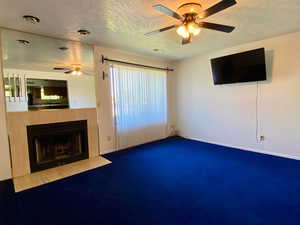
[27, 120, 89, 173]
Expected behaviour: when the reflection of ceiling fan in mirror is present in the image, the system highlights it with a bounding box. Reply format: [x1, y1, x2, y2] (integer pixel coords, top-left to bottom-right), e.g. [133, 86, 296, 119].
[53, 64, 90, 76]
[145, 0, 237, 45]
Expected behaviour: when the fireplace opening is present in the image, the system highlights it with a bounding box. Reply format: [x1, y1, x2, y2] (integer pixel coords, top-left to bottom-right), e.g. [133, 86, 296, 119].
[27, 120, 89, 173]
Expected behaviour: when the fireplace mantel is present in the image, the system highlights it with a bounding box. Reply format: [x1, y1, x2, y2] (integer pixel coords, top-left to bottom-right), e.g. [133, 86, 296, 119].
[7, 108, 99, 177]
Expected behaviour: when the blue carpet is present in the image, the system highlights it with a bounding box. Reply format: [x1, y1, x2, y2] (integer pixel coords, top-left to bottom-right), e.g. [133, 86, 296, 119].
[1, 137, 300, 225]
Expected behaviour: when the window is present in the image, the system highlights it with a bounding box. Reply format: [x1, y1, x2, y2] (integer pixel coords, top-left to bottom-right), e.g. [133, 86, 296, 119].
[109, 64, 167, 149]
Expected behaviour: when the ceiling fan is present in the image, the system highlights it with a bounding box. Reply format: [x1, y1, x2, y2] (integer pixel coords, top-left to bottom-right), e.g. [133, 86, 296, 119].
[145, 0, 237, 45]
[53, 64, 84, 76]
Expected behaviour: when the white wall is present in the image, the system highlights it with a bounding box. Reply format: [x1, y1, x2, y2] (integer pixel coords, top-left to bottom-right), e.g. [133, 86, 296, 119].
[174, 31, 300, 160]
[3, 69, 96, 111]
[93, 46, 175, 154]
[0, 34, 12, 181]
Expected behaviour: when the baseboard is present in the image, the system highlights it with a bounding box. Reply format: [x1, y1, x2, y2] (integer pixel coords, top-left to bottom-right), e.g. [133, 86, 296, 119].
[100, 148, 116, 155]
[0, 174, 12, 182]
[101, 136, 171, 155]
[181, 135, 300, 161]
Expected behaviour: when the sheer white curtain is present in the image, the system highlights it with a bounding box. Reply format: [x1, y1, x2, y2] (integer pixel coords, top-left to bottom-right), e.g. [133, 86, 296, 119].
[109, 64, 167, 150]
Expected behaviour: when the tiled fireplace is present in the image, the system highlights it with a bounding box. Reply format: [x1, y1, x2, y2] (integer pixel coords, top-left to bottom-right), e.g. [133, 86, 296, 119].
[7, 108, 100, 178]
[27, 120, 89, 172]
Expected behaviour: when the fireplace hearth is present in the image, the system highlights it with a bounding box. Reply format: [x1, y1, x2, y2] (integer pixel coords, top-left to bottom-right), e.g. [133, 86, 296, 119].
[27, 120, 89, 172]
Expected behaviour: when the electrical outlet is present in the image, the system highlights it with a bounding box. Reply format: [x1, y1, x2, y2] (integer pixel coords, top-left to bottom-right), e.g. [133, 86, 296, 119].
[168, 125, 178, 136]
[169, 125, 175, 130]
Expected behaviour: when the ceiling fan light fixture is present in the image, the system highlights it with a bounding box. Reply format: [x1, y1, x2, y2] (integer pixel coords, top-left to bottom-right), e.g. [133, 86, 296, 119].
[71, 67, 82, 76]
[147, 0, 237, 45]
[72, 70, 82, 76]
[187, 22, 201, 36]
[176, 25, 189, 39]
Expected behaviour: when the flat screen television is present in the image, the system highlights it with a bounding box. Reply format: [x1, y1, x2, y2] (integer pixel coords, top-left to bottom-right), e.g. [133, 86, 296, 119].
[210, 48, 267, 85]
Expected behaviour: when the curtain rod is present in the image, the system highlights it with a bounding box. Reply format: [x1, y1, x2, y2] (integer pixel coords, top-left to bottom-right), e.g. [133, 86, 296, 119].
[101, 55, 174, 72]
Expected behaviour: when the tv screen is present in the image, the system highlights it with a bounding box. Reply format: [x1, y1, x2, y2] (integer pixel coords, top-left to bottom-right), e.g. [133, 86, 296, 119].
[210, 48, 267, 85]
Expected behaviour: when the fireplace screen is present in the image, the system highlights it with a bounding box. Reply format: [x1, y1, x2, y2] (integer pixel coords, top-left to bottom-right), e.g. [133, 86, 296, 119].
[35, 132, 82, 164]
[27, 120, 89, 172]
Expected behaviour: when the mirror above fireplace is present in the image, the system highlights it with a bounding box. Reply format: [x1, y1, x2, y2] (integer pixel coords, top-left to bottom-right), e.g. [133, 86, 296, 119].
[1, 29, 96, 112]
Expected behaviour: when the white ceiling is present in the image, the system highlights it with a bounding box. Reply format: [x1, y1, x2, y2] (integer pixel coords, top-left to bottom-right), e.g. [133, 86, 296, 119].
[0, 0, 300, 60]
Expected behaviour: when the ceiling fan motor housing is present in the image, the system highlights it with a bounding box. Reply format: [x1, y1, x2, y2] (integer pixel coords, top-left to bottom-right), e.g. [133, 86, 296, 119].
[183, 14, 198, 25]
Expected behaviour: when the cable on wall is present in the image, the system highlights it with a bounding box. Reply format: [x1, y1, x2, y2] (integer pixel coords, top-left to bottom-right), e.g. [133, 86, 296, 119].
[255, 81, 260, 143]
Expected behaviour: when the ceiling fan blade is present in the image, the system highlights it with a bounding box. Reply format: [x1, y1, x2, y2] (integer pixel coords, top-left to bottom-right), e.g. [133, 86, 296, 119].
[153, 4, 183, 21]
[145, 25, 178, 36]
[199, 22, 235, 33]
[200, 0, 237, 19]
[182, 36, 192, 45]
[81, 70, 93, 76]
[53, 67, 70, 71]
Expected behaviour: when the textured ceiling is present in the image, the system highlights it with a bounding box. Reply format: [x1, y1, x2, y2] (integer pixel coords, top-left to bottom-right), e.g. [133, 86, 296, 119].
[0, 0, 300, 60]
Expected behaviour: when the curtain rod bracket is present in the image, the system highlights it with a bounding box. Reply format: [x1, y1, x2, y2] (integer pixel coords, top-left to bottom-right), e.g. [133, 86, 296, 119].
[102, 71, 108, 80]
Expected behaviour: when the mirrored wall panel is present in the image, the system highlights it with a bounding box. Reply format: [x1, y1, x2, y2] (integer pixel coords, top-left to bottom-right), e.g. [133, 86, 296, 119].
[1, 29, 96, 112]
